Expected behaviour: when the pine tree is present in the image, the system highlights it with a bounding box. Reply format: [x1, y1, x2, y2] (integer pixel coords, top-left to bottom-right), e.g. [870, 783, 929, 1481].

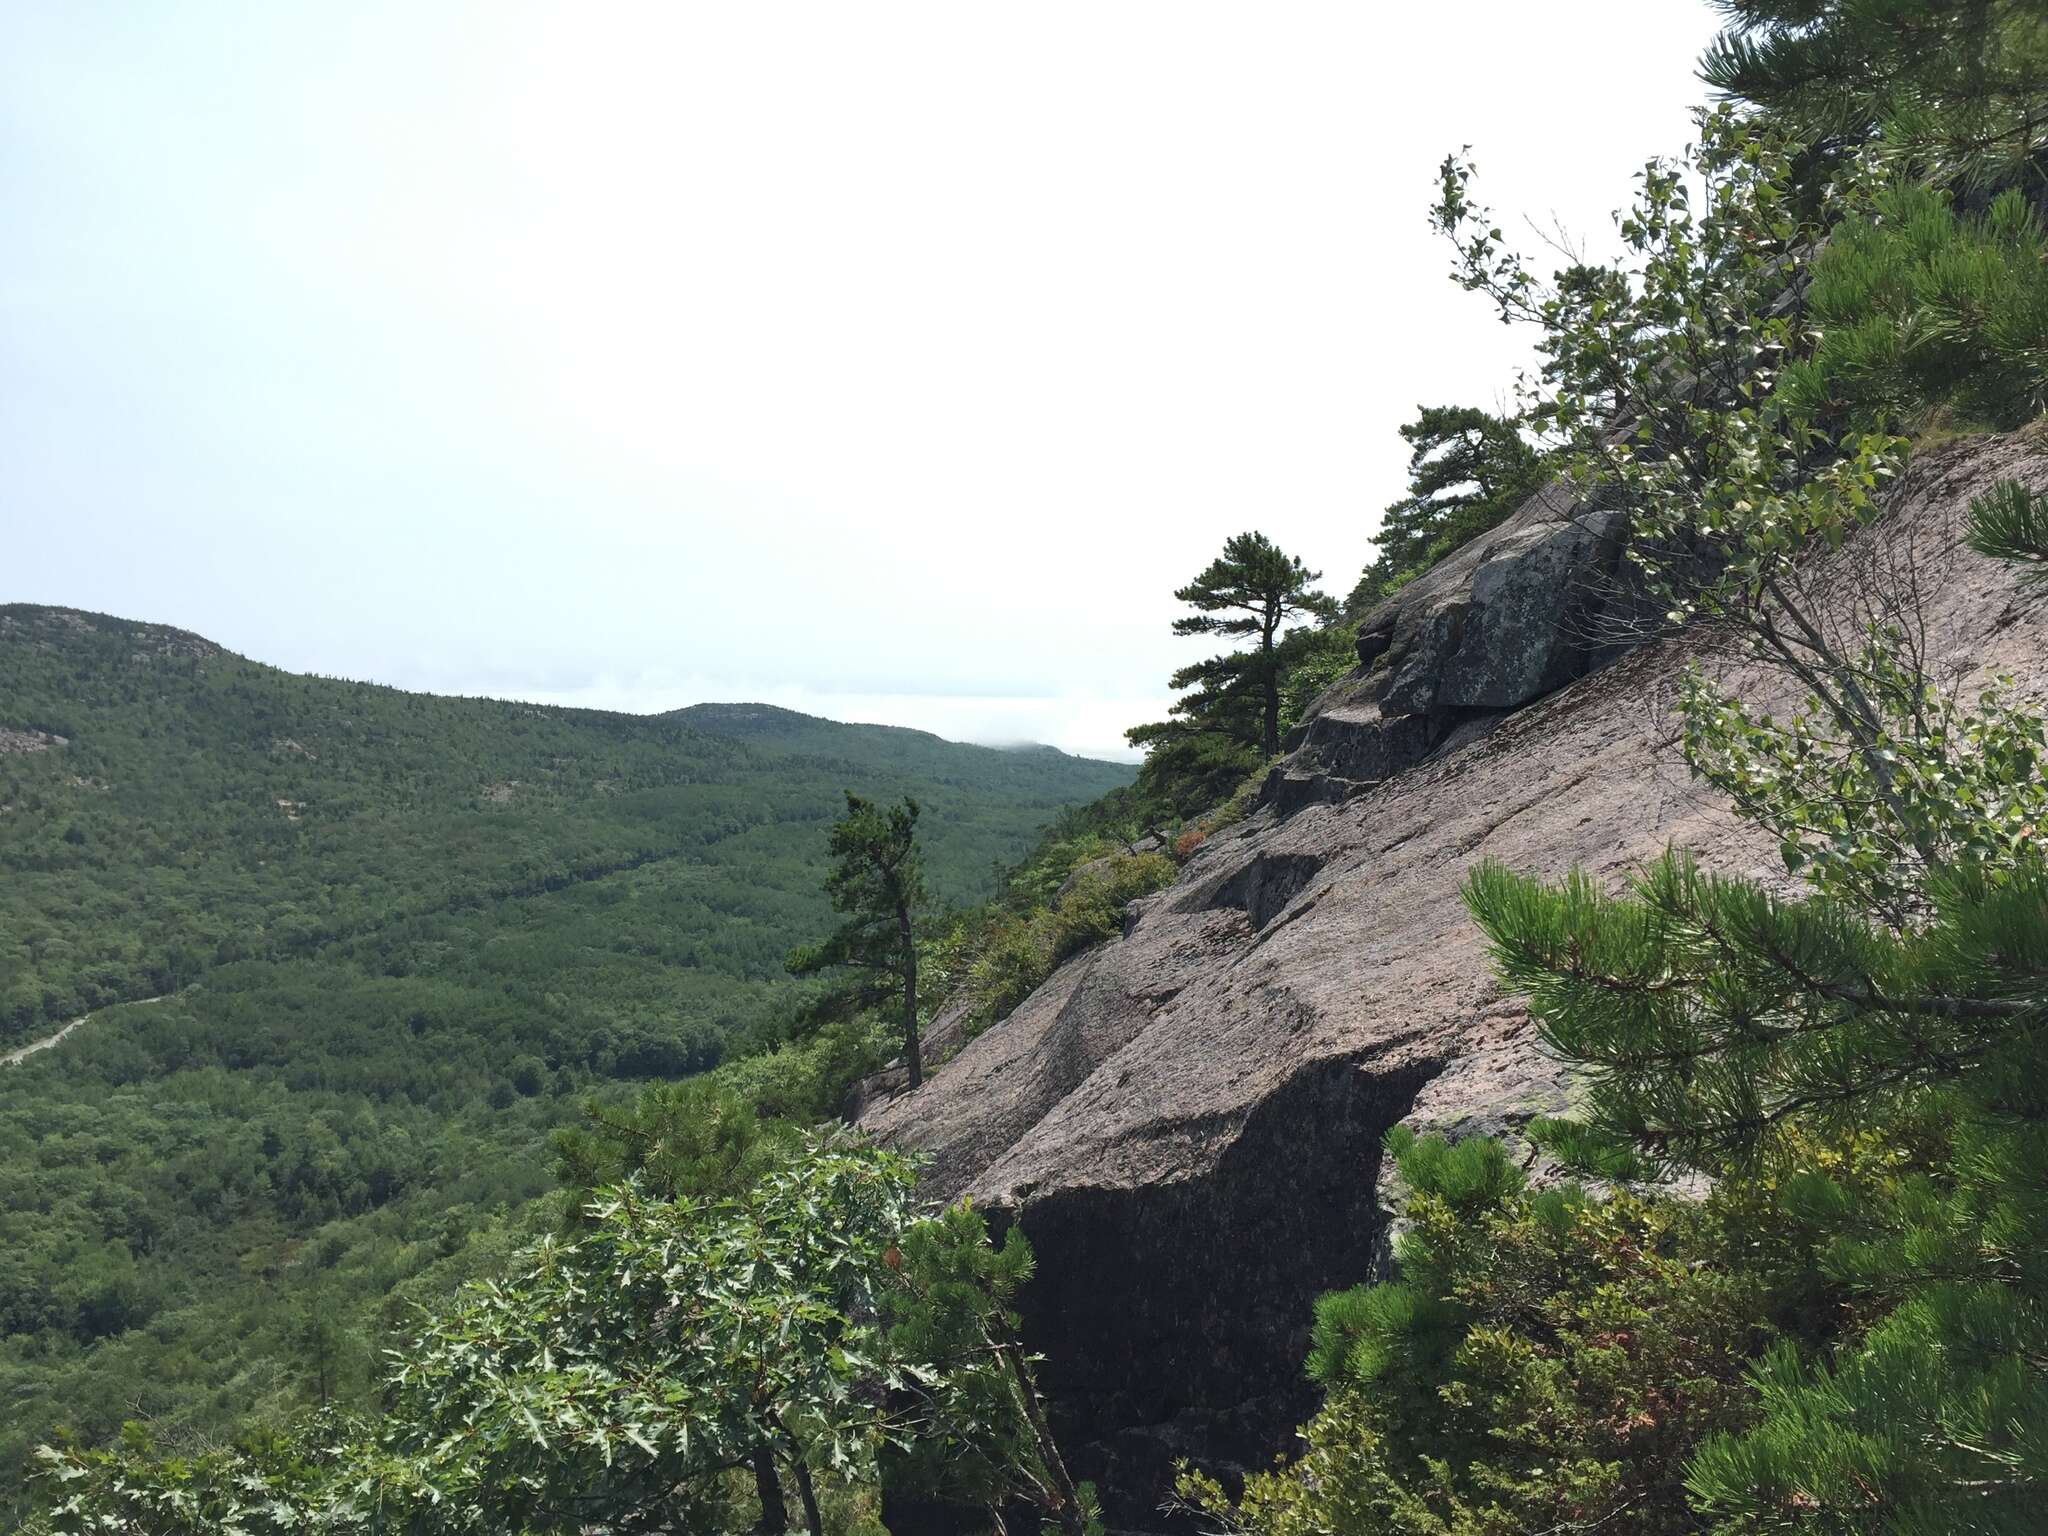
[1144, 531, 1337, 761]
[882, 1202, 1099, 1536]
[1462, 487, 2048, 1529]
[789, 792, 929, 1088]
[550, 1075, 800, 1211]
[1177, 1127, 1808, 1536]
[1783, 180, 2048, 433]
[1347, 405, 1548, 615]
[1702, 0, 2048, 186]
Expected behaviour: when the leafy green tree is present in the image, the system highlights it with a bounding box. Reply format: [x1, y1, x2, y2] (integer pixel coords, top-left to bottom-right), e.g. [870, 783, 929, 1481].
[1347, 406, 1549, 615]
[1433, 110, 2048, 923]
[293, 1280, 349, 1410]
[1970, 475, 2048, 584]
[789, 793, 929, 1089]
[379, 1140, 918, 1534]
[30, 1137, 1094, 1536]
[1466, 848, 2047, 1180]
[1433, 106, 1883, 567]
[1134, 531, 1337, 763]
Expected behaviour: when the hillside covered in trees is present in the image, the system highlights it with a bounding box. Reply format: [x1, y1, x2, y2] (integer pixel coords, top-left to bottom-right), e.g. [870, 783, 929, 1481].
[0, 607, 1132, 1048]
[0, 604, 1129, 1508]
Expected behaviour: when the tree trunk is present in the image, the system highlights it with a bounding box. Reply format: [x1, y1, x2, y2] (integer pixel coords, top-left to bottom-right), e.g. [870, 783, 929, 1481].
[899, 902, 923, 1089]
[752, 1445, 789, 1534]
[790, 1454, 823, 1536]
[997, 1329, 1088, 1536]
[1260, 608, 1281, 759]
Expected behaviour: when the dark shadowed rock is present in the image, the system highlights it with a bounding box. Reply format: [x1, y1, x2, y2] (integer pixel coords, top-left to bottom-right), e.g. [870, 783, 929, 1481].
[1266, 696, 1435, 801]
[863, 432, 2048, 1529]
[1377, 591, 1470, 716]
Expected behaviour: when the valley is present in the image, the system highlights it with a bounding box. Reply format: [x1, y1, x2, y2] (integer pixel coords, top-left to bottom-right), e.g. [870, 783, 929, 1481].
[0, 604, 1131, 1504]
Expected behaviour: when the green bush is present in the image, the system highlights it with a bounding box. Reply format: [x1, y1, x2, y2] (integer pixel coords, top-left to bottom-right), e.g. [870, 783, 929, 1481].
[1278, 622, 1361, 736]
[964, 852, 1175, 1028]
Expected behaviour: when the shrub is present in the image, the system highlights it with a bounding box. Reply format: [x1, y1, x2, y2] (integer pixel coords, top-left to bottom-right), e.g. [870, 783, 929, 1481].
[963, 852, 1174, 1028]
[1177, 1130, 1825, 1536]
[1782, 182, 2048, 433]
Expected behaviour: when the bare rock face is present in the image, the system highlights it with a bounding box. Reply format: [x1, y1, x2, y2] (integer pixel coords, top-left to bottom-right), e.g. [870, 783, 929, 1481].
[1272, 481, 1639, 813]
[862, 432, 2048, 1528]
[1359, 480, 1631, 712]
[1438, 507, 1631, 707]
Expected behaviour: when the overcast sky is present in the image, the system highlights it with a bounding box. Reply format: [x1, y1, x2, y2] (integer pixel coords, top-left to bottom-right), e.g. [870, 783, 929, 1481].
[5, 2, 1724, 760]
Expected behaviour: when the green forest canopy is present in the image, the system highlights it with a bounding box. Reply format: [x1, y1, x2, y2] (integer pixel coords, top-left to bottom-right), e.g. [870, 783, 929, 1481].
[0, 603, 1128, 1504]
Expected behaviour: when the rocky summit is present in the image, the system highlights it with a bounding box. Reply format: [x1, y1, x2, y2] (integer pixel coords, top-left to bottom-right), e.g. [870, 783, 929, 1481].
[863, 429, 2048, 1527]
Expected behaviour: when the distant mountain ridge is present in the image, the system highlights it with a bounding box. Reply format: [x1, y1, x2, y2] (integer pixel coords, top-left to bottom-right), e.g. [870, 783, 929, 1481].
[668, 700, 1079, 760]
[0, 602, 1133, 1046]
[669, 700, 941, 740]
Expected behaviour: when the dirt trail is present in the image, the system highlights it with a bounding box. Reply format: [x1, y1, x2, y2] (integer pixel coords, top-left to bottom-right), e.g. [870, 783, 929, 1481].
[2, 995, 167, 1066]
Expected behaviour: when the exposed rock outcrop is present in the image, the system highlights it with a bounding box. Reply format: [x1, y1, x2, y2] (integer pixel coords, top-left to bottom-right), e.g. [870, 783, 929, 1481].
[863, 431, 2048, 1528]
[1269, 479, 1639, 813]
[0, 605, 224, 663]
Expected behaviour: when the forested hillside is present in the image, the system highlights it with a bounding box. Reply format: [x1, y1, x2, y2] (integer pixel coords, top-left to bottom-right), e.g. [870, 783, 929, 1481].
[0, 607, 1129, 1047]
[0, 604, 1128, 1503]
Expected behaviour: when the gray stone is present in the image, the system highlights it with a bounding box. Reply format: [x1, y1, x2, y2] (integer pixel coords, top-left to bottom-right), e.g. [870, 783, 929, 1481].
[1350, 481, 1633, 726]
[1288, 701, 1433, 786]
[1436, 509, 1628, 709]
[1376, 594, 1467, 716]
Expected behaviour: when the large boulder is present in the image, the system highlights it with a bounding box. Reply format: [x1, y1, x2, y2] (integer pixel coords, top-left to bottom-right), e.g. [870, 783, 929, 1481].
[1285, 480, 1635, 808]
[861, 432, 2048, 1529]
[1436, 507, 1630, 707]
[1362, 479, 1630, 712]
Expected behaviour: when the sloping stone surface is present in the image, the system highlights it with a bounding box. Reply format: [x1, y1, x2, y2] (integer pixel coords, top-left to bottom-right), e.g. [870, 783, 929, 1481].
[863, 431, 2048, 1528]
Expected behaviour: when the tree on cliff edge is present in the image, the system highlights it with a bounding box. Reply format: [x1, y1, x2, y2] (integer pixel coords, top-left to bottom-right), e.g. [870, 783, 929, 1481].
[1346, 404, 1547, 616]
[789, 792, 929, 1088]
[1142, 531, 1337, 761]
